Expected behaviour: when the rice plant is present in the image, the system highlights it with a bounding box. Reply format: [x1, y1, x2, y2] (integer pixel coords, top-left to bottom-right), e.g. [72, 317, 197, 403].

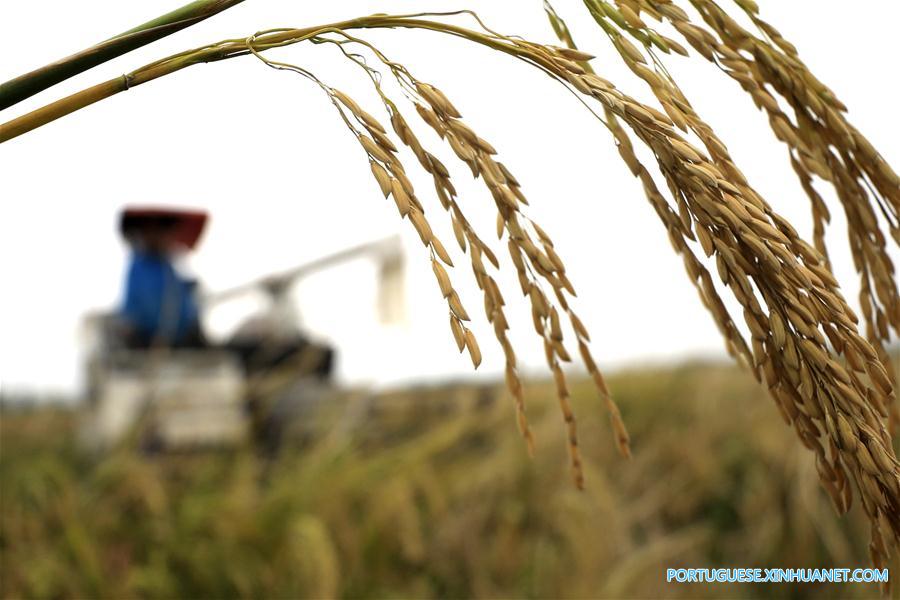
[1, 0, 898, 576]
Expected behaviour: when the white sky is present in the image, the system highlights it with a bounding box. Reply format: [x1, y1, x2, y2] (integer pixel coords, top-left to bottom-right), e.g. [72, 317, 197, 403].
[1, 1, 898, 397]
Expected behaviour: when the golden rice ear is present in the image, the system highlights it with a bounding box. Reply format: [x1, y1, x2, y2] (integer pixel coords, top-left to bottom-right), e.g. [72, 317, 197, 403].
[545, 0, 900, 570]
[574, 0, 900, 402]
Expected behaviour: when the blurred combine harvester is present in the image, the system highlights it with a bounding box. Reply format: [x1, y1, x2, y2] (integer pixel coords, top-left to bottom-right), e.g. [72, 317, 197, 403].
[82, 206, 404, 451]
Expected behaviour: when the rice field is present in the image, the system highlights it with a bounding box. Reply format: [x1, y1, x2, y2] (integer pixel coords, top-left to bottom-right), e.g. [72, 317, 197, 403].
[0, 361, 884, 599]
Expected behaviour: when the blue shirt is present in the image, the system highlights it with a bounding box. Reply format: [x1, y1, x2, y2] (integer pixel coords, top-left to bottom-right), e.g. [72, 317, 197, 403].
[121, 251, 199, 343]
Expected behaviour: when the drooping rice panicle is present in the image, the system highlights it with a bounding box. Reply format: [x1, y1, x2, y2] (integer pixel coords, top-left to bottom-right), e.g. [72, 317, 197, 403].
[544, 3, 900, 570]
[2, 8, 898, 573]
[319, 31, 632, 481]
[575, 0, 900, 428]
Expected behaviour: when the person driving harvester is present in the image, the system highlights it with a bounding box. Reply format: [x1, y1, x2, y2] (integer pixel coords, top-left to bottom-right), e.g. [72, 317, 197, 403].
[118, 207, 207, 349]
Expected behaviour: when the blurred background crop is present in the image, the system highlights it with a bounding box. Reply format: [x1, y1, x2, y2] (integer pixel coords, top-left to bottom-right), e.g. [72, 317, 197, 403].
[3, 362, 894, 599]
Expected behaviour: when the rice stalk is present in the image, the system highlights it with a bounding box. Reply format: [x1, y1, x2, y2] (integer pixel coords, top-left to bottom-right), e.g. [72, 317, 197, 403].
[0, 0, 248, 110]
